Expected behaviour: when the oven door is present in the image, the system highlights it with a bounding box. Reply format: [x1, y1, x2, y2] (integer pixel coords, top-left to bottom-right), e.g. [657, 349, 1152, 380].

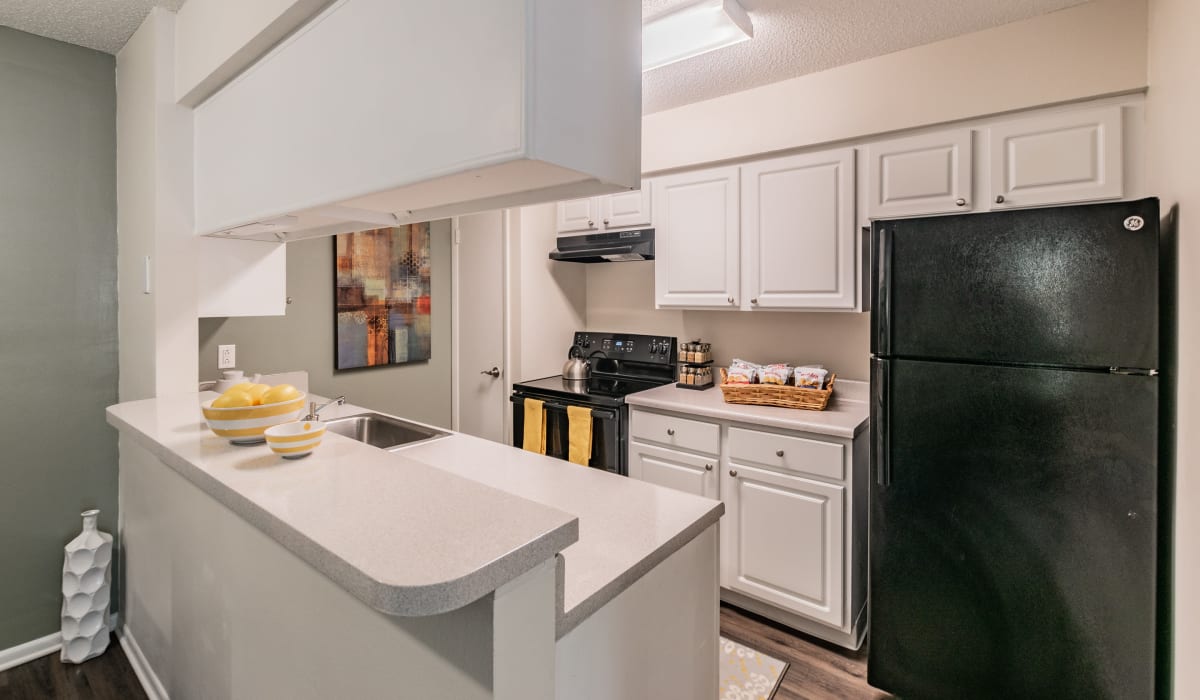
[510, 394, 625, 475]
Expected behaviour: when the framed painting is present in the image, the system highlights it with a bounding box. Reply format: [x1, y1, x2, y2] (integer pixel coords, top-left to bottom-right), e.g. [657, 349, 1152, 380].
[334, 224, 432, 370]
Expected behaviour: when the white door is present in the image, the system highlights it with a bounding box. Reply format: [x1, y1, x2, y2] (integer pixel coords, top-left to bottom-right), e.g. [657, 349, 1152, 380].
[866, 129, 973, 218]
[721, 463, 845, 627]
[741, 148, 857, 310]
[988, 105, 1123, 209]
[653, 166, 740, 309]
[556, 197, 600, 233]
[454, 211, 507, 443]
[628, 441, 718, 499]
[601, 186, 652, 229]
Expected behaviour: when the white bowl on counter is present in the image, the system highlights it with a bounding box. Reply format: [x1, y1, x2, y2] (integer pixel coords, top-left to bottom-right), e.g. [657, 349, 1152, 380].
[264, 420, 326, 459]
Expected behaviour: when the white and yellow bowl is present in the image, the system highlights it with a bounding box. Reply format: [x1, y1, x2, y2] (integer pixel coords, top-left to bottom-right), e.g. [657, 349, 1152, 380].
[201, 395, 306, 444]
[264, 420, 325, 459]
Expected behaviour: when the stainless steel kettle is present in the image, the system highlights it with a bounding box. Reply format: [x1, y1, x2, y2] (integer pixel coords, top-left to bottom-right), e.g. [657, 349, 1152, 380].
[562, 345, 591, 380]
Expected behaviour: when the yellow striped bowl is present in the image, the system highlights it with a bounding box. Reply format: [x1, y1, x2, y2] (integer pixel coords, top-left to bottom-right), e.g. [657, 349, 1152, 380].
[201, 395, 306, 444]
[264, 420, 325, 459]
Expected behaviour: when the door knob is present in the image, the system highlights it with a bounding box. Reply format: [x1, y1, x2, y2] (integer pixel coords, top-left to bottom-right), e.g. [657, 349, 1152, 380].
[729, 469, 738, 477]
[480, 367, 500, 378]
[776, 450, 785, 457]
[955, 198, 967, 206]
[705, 464, 713, 471]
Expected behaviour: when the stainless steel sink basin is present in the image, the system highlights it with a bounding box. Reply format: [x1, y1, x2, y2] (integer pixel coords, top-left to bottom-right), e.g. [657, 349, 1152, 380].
[324, 412, 448, 450]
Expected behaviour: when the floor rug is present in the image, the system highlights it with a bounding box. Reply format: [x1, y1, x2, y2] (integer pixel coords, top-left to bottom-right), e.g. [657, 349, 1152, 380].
[719, 635, 789, 700]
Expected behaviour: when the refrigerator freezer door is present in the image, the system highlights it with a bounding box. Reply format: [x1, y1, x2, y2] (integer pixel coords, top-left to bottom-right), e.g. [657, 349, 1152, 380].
[869, 358, 1158, 700]
[873, 198, 1159, 369]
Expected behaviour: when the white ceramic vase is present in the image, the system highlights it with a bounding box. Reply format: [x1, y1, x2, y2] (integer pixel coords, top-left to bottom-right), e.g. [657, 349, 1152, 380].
[61, 509, 112, 663]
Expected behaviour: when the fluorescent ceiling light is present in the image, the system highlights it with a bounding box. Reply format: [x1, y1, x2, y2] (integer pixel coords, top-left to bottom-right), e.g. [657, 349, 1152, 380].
[643, 0, 753, 72]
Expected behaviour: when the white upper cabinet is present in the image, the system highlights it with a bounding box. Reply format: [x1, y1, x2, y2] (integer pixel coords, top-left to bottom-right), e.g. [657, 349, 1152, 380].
[556, 197, 601, 234]
[194, 0, 641, 241]
[555, 186, 651, 234]
[653, 166, 741, 309]
[866, 129, 973, 218]
[987, 105, 1123, 209]
[742, 148, 857, 310]
[601, 187, 652, 229]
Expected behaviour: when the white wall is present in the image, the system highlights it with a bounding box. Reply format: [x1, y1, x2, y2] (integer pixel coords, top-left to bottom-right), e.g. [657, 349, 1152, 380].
[586, 262, 871, 379]
[642, 0, 1147, 173]
[116, 8, 198, 401]
[509, 204, 588, 381]
[1146, 0, 1200, 695]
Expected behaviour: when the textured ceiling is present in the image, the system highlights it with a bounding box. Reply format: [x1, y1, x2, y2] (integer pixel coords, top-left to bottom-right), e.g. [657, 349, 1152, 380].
[0, 0, 186, 54]
[643, 0, 1088, 113]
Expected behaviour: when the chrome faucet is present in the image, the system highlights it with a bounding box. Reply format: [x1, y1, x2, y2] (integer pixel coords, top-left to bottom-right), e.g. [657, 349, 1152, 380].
[305, 396, 345, 421]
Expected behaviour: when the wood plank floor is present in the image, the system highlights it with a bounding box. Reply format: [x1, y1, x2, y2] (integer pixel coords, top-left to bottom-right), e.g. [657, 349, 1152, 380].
[0, 636, 147, 700]
[720, 603, 894, 700]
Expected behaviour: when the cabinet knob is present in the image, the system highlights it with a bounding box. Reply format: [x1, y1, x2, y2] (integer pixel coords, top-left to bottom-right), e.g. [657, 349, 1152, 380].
[751, 298, 758, 305]
[727, 297, 735, 304]
[603, 219, 609, 225]
[587, 220, 595, 227]
[776, 449, 785, 457]
[995, 195, 1006, 204]
[955, 198, 967, 206]
[705, 464, 713, 471]
[667, 428, 675, 436]
[729, 469, 738, 477]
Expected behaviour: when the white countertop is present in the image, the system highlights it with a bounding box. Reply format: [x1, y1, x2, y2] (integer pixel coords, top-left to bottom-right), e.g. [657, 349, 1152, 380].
[107, 393, 722, 636]
[625, 378, 871, 439]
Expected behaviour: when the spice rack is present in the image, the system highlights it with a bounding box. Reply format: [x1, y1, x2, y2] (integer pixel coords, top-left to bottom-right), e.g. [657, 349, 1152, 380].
[676, 341, 715, 391]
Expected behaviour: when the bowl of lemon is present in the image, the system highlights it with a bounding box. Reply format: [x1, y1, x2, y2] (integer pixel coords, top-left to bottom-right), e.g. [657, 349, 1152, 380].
[201, 383, 306, 444]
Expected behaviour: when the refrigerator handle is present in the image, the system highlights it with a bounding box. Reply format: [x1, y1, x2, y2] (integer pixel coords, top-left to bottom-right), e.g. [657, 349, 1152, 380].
[872, 224, 892, 356]
[872, 357, 891, 486]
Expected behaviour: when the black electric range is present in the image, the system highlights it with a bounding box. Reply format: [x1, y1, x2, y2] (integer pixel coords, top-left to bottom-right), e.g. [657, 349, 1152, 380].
[510, 331, 677, 475]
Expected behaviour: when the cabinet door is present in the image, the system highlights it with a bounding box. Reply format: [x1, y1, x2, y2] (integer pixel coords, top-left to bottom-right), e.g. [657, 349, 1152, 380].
[722, 463, 845, 627]
[741, 149, 857, 310]
[557, 197, 600, 233]
[628, 441, 718, 499]
[988, 105, 1123, 209]
[866, 129, 973, 218]
[653, 167, 740, 309]
[601, 186, 651, 229]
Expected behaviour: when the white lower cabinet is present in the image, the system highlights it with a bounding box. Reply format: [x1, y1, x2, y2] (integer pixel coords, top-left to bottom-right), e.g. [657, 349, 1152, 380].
[629, 441, 718, 499]
[721, 464, 844, 627]
[628, 408, 867, 648]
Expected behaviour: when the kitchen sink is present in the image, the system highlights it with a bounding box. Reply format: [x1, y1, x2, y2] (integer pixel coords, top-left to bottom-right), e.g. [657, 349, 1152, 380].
[324, 412, 448, 450]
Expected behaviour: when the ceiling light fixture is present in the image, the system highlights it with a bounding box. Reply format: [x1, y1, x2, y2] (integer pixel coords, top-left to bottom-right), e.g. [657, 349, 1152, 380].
[642, 0, 753, 72]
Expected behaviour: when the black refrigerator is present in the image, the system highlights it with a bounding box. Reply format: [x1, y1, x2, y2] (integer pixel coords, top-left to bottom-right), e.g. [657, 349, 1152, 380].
[868, 199, 1164, 699]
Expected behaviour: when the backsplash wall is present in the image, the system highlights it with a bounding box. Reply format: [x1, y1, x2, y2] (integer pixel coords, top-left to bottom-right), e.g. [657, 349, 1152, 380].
[585, 262, 871, 379]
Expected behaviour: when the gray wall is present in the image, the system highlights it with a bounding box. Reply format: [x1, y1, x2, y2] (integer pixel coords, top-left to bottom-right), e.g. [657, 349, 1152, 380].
[0, 28, 117, 649]
[199, 221, 453, 428]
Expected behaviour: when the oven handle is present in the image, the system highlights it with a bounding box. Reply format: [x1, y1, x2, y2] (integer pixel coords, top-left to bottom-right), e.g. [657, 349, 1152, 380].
[510, 395, 618, 421]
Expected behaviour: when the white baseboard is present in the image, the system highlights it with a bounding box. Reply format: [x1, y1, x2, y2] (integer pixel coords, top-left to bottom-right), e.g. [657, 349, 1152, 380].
[0, 631, 62, 673]
[0, 613, 122, 673]
[117, 624, 168, 700]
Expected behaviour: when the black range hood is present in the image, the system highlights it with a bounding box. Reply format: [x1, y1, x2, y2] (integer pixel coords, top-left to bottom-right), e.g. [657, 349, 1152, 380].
[549, 228, 654, 263]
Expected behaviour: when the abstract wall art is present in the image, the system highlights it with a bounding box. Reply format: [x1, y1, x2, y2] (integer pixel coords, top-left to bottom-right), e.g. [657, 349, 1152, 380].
[334, 224, 432, 370]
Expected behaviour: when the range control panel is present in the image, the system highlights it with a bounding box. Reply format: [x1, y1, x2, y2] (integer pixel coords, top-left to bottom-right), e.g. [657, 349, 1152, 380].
[573, 332, 677, 365]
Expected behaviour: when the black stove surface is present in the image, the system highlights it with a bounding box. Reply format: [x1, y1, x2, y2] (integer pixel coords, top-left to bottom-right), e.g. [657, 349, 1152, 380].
[512, 374, 669, 407]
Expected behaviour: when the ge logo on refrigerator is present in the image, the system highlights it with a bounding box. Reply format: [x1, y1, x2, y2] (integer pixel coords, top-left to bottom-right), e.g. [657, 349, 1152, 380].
[1124, 215, 1145, 231]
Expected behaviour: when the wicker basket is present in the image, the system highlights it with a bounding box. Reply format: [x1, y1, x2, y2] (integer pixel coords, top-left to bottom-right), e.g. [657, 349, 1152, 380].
[719, 368, 836, 411]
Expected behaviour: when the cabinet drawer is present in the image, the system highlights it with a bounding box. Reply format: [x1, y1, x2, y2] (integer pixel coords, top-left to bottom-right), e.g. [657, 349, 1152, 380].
[628, 441, 718, 499]
[728, 427, 843, 481]
[631, 410, 720, 456]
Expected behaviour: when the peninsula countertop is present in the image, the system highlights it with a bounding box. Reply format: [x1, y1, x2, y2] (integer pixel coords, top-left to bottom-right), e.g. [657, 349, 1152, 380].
[107, 393, 723, 637]
[625, 378, 871, 438]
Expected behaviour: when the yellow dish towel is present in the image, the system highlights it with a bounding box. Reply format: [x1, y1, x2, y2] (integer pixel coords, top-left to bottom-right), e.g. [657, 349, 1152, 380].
[566, 405, 593, 466]
[522, 398, 547, 455]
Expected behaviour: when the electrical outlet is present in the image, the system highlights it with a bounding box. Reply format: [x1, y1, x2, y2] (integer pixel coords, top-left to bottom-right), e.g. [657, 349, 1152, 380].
[218, 345, 236, 369]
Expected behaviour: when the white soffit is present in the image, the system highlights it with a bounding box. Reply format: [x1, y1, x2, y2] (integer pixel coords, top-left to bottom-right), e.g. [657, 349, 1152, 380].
[0, 0, 186, 54]
[642, 0, 1090, 113]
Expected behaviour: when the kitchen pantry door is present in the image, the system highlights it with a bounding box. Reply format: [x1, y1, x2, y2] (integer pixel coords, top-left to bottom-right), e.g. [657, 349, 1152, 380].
[453, 211, 508, 443]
